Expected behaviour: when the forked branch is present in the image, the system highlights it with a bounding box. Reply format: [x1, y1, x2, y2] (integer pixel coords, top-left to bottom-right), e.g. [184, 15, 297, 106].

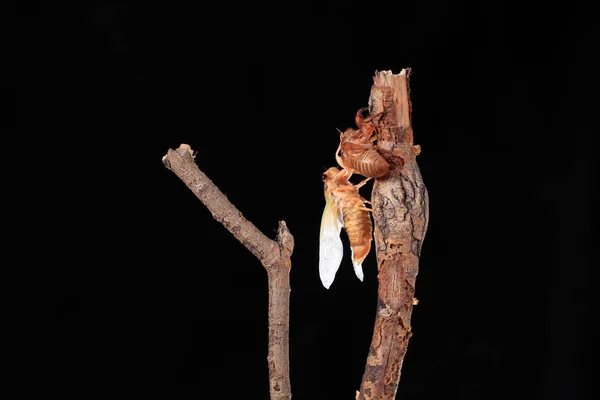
[162, 144, 293, 400]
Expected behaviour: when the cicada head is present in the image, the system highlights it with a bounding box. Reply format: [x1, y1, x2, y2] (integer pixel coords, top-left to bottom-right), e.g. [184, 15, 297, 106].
[323, 167, 353, 189]
[322, 167, 340, 182]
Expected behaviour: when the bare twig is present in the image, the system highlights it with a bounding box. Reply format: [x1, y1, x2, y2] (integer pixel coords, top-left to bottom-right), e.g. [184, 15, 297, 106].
[358, 70, 430, 399]
[162, 144, 293, 400]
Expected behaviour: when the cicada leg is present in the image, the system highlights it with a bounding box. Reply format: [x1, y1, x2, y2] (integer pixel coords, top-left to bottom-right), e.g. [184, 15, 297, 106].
[355, 107, 383, 126]
[354, 203, 374, 213]
[355, 177, 372, 189]
[335, 143, 347, 169]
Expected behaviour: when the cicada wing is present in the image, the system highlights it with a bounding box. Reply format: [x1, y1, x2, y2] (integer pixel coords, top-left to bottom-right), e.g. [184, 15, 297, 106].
[319, 197, 344, 289]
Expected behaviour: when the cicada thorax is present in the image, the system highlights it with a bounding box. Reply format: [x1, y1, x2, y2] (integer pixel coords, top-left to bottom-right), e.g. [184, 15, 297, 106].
[340, 198, 372, 267]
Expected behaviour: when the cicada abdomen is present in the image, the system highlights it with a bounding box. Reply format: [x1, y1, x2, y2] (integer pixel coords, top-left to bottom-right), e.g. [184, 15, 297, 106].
[319, 167, 373, 288]
[340, 196, 372, 274]
[340, 145, 391, 179]
[336, 107, 404, 178]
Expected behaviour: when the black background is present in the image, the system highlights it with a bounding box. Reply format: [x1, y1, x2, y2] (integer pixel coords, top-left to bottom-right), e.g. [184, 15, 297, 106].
[22, 0, 595, 398]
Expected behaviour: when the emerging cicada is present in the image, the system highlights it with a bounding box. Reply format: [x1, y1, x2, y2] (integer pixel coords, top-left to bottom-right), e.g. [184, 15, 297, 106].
[336, 107, 404, 178]
[319, 167, 372, 289]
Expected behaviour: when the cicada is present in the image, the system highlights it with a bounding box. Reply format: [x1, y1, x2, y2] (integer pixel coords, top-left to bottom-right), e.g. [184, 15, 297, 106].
[319, 167, 373, 289]
[336, 107, 404, 178]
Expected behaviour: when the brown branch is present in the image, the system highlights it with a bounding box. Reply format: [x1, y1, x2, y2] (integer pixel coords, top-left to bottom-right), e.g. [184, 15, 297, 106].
[162, 144, 293, 400]
[358, 70, 430, 399]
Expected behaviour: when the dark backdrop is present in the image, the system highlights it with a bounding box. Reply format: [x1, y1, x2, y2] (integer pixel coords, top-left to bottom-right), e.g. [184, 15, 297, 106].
[23, 1, 595, 399]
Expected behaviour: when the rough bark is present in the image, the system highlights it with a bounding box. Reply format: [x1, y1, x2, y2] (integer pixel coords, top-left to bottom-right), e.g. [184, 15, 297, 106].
[162, 144, 293, 400]
[358, 69, 430, 399]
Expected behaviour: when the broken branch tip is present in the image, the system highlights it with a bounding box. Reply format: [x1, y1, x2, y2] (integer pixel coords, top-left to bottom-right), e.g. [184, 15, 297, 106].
[161, 154, 171, 169]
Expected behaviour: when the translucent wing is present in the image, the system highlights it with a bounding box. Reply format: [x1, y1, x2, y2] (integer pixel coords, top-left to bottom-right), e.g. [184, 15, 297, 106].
[319, 195, 344, 289]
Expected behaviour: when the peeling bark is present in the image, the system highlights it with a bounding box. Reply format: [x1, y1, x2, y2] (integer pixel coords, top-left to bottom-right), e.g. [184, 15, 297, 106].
[358, 70, 430, 399]
[163, 145, 293, 400]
